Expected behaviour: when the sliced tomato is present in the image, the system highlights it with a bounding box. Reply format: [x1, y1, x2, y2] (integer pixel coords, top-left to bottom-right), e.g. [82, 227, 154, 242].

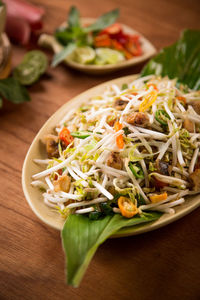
[102, 23, 122, 35]
[94, 33, 111, 47]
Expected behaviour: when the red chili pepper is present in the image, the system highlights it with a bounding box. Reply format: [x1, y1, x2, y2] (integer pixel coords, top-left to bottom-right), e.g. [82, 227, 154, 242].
[102, 23, 122, 35]
[147, 83, 158, 91]
[59, 128, 73, 146]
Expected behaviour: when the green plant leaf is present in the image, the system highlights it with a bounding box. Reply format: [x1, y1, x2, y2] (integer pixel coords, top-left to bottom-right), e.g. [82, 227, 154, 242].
[141, 29, 200, 90]
[51, 42, 76, 67]
[68, 6, 80, 28]
[62, 211, 161, 287]
[0, 77, 30, 104]
[84, 8, 119, 33]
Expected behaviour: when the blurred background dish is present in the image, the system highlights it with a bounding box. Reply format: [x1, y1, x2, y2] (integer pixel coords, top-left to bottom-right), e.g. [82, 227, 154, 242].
[39, 18, 156, 74]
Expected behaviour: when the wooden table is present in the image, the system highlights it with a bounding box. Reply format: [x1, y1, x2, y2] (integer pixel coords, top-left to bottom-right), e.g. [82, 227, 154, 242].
[1, 0, 200, 299]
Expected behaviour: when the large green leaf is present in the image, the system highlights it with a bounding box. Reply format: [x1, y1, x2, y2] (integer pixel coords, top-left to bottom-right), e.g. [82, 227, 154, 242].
[62, 211, 161, 287]
[141, 29, 200, 90]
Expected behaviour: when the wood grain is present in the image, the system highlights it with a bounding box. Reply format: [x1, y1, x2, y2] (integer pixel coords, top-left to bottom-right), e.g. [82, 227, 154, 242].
[0, 0, 200, 299]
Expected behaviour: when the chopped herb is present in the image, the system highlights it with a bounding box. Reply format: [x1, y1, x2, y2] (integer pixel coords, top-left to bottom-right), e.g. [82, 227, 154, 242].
[121, 83, 128, 90]
[123, 126, 131, 136]
[129, 162, 144, 179]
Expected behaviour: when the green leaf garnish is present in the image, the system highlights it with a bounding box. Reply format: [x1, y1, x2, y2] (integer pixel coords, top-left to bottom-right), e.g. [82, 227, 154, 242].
[141, 29, 200, 90]
[83, 8, 119, 33]
[62, 212, 162, 287]
[52, 42, 77, 67]
[68, 6, 80, 28]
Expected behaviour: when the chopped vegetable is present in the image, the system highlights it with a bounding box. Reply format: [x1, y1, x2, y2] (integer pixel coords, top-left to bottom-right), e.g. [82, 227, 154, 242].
[95, 48, 124, 65]
[150, 192, 168, 203]
[114, 121, 124, 149]
[129, 162, 144, 179]
[59, 128, 73, 146]
[155, 110, 170, 125]
[70, 131, 90, 139]
[139, 90, 157, 112]
[121, 83, 128, 90]
[72, 46, 96, 64]
[118, 196, 138, 218]
[100, 202, 113, 215]
[13, 50, 48, 85]
[147, 83, 158, 91]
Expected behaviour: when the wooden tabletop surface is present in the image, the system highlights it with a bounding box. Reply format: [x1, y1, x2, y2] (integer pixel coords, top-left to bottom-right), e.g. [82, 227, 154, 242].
[1, 0, 200, 299]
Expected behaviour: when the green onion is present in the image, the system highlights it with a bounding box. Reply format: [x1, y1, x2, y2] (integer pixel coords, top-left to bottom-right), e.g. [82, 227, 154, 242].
[129, 162, 144, 179]
[70, 131, 90, 139]
[155, 110, 170, 125]
[121, 83, 128, 90]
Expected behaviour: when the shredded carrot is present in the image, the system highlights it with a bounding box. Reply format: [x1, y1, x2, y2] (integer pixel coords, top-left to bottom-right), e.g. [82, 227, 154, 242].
[150, 192, 168, 203]
[114, 121, 123, 131]
[139, 90, 157, 112]
[116, 135, 124, 149]
[147, 83, 158, 91]
[114, 121, 124, 149]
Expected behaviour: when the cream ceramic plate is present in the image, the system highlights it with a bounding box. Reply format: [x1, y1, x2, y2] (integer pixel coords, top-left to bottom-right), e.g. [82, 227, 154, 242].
[53, 18, 156, 75]
[22, 74, 200, 236]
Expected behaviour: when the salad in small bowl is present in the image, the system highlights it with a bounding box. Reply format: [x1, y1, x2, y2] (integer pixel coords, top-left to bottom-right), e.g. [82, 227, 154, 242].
[38, 7, 156, 74]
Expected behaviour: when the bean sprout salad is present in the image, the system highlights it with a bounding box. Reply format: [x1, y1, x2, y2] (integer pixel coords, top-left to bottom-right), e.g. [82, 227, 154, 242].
[32, 75, 200, 220]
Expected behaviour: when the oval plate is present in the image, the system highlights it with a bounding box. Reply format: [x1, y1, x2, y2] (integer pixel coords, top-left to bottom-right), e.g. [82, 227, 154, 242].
[54, 18, 156, 75]
[22, 74, 200, 236]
